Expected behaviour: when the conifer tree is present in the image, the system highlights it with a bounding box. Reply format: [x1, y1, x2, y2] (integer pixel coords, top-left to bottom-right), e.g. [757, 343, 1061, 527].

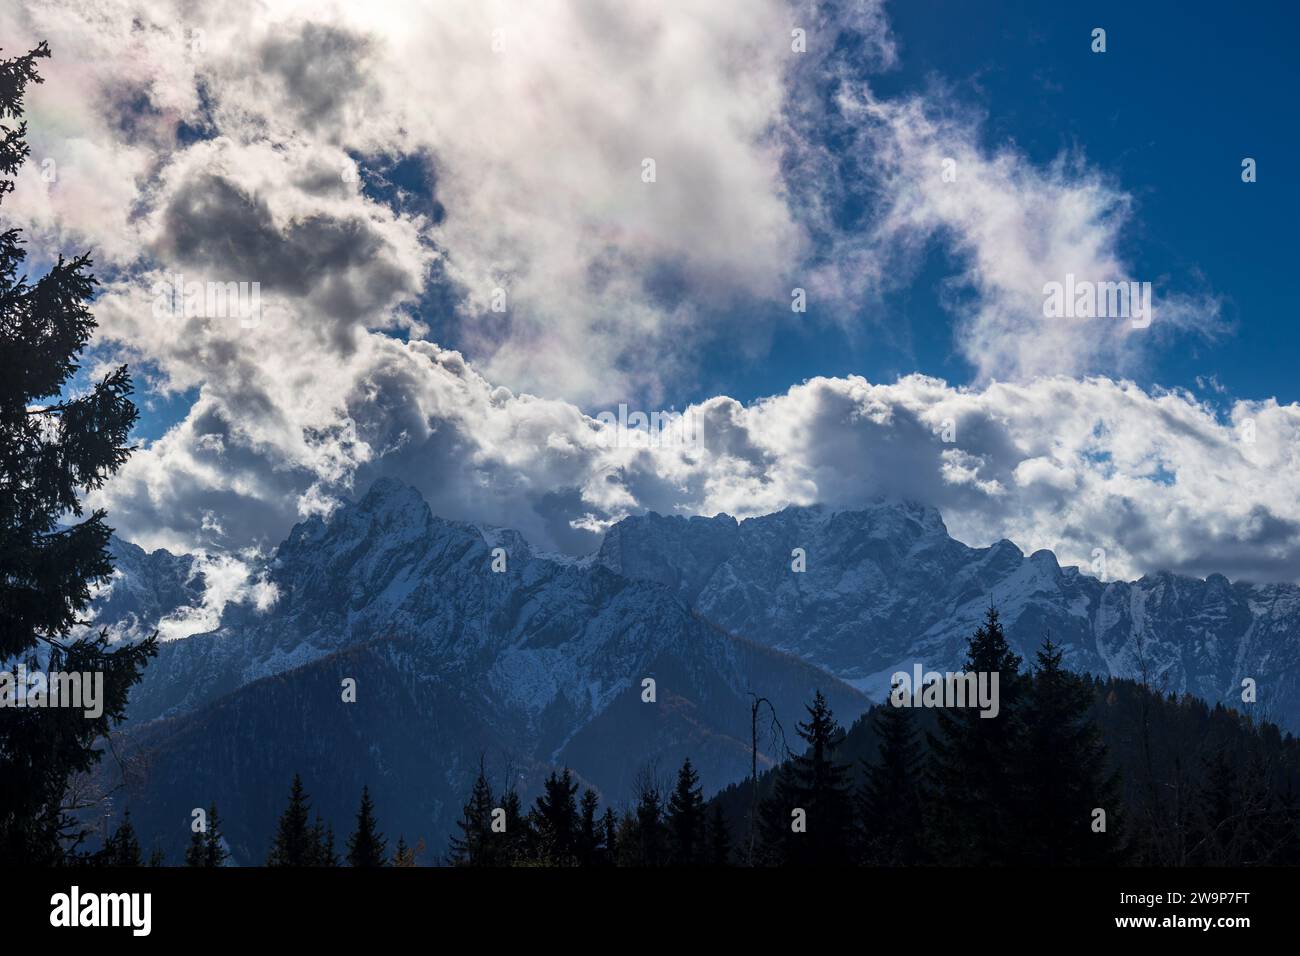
[666, 758, 705, 865]
[577, 788, 601, 866]
[204, 803, 229, 867]
[500, 787, 527, 865]
[757, 764, 799, 865]
[346, 785, 387, 867]
[391, 835, 415, 866]
[0, 41, 156, 864]
[1020, 637, 1123, 864]
[599, 807, 619, 867]
[857, 695, 926, 864]
[926, 606, 1027, 864]
[185, 822, 206, 867]
[532, 769, 580, 865]
[758, 691, 854, 865]
[614, 810, 634, 865]
[320, 821, 340, 866]
[102, 810, 141, 866]
[1190, 749, 1239, 865]
[309, 814, 338, 866]
[709, 802, 732, 867]
[185, 803, 228, 866]
[448, 762, 499, 866]
[1260, 782, 1300, 866]
[267, 774, 317, 867]
[627, 772, 666, 866]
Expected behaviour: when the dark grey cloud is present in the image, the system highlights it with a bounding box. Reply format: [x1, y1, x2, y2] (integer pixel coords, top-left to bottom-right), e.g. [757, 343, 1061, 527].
[153, 172, 418, 349]
[259, 22, 373, 132]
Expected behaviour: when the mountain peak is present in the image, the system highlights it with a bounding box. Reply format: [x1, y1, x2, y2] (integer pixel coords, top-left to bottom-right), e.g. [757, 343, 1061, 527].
[358, 475, 425, 510]
[760, 497, 949, 542]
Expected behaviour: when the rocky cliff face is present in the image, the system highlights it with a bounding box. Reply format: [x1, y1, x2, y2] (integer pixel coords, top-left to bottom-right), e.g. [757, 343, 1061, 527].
[599, 501, 1300, 728]
[92, 479, 1300, 860]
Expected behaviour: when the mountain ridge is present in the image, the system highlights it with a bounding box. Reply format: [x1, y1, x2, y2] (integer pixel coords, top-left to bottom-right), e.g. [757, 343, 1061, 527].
[87, 478, 1300, 859]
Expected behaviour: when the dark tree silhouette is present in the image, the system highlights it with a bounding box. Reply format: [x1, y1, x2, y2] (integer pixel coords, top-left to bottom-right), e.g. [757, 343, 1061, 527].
[267, 775, 321, 867]
[709, 801, 732, 866]
[0, 41, 156, 865]
[1020, 637, 1124, 864]
[447, 760, 500, 866]
[667, 757, 705, 865]
[599, 807, 619, 867]
[499, 788, 527, 865]
[532, 769, 580, 865]
[185, 803, 228, 867]
[184, 822, 205, 867]
[759, 691, 854, 865]
[101, 809, 141, 866]
[857, 693, 926, 865]
[311, 814, 338, 867]
[391, 835, 415, 867]
[926, 606, 1027, 864]
[345, 785, 387, 867]
[617, 768, 666, 866]
[577, 788, 601, 866]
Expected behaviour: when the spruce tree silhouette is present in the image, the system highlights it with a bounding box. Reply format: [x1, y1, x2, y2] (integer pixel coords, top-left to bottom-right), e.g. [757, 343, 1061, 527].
[758, 691, 854, 865]
[857, 693, 926, 865]
[532, 769, 580, 865]
[577, 788, 601, 866]
[268, 774, 323, 866]
[1020, 637, 1125, 864]
[185, 803, 228, 867]
[390, 835, 415, 866]
[184, 817, 205, 867]
[708, 801, 732, 866]
[101, 809, 142, 866]
[345, 784, 387, 867]
[205, 803, 230, 867]
[926, 606, 1027, 864]
[666, 757, 706, 865]
[317, 820, 339, 867]
[0, 41, 156, 864]
[599, 807, 619, 867]
[499, 788, 527, 865]
[448, 760, 499, 866]
[617, 768, 666, 866]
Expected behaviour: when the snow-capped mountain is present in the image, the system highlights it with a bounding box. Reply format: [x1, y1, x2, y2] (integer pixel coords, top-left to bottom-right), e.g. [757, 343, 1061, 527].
[92, 479, 1300, 860]
[598, 501, 1300, 728]
[97, 479, 862, 861]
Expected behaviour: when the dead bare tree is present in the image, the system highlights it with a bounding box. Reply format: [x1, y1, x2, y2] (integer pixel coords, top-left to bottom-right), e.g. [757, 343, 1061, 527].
[746, 692, 791, 867]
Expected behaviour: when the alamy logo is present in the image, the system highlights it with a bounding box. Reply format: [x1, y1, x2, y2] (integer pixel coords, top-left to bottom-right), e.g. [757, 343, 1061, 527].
[594, 404, 704, 450]
[889, 664, 1000, 719]
[50, 886, 151, 936]
[151, 273, 261, 328]
[0, 665, 103, 718]
[1042, 274, 1152, 329]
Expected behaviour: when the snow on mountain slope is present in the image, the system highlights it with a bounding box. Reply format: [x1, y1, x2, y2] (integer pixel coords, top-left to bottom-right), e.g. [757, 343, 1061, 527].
[598, 503, 1300, 729]
[89, 478, 1300, 857]
[94, 479, 864, 857]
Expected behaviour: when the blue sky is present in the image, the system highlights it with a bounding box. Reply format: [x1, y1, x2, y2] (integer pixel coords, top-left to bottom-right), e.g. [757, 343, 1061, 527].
[680, 0, 1299, 409]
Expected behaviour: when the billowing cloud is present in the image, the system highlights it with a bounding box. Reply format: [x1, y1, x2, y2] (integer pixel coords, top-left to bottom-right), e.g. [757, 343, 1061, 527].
[1, 1, 1287, 586]
[90, 334, 1300, 584]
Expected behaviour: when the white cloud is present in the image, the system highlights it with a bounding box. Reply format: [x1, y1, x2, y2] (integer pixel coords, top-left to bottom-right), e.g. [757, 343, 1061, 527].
[2, 1, 1289, 585]
[814, 87, 1224, 382]
[88, 334, 1300, 583]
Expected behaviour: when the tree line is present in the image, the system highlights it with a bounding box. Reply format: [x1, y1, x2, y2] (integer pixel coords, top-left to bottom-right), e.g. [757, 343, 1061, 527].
[93, 777, 421, 867]
[450, 606, 1300, 866]
[446, 606, 1129, 866]
[73, 608, 1300, 868]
